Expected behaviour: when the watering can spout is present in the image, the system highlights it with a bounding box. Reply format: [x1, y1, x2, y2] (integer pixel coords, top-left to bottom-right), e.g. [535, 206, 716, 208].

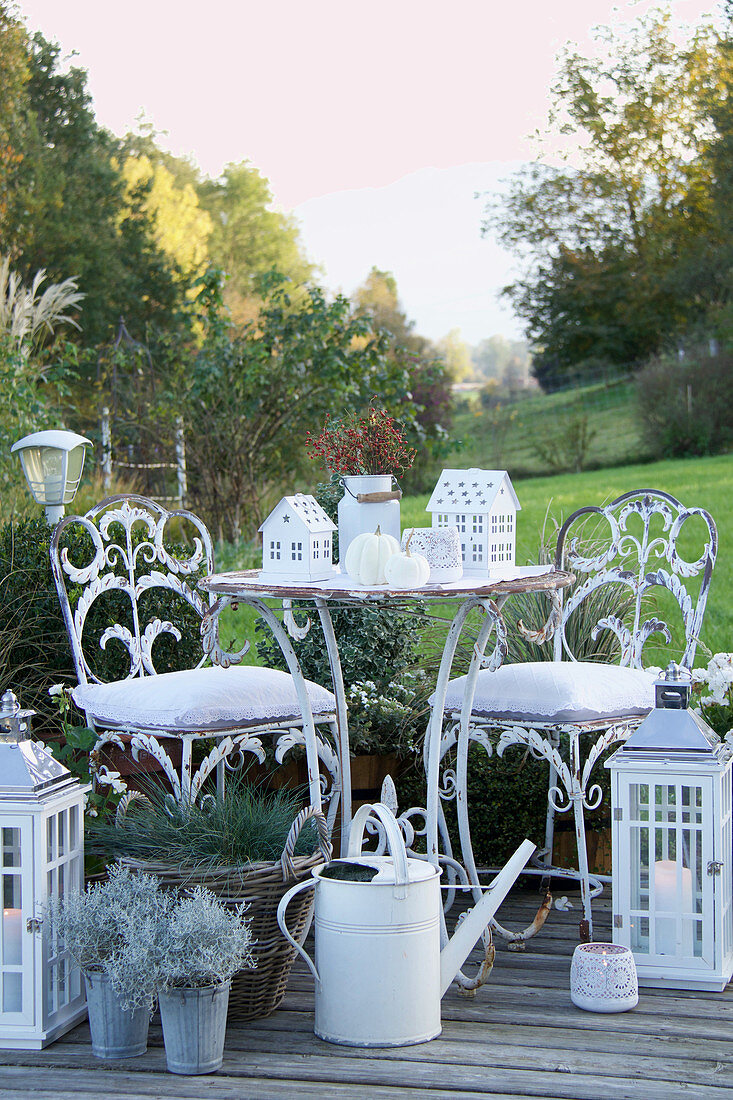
[439, 838, 535, 997]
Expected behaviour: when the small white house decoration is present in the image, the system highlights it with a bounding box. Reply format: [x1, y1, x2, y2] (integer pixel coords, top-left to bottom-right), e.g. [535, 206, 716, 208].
[426, 469, 520, 576]
[259, 494, 336, 582]
[606, 664, 733, 992]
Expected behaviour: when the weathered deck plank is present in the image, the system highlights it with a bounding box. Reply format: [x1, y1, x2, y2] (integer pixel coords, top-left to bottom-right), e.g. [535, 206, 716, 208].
[2, 885, 732, 1099]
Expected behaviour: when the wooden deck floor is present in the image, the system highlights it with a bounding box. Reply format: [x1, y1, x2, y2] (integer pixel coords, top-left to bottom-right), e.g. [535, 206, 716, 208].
[3, 884, 733, 1100]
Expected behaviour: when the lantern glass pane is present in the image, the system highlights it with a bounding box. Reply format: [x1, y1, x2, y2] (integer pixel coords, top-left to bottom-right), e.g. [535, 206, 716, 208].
[47, 817, 55, 862]
[62, 446, 85, 503]
[2, 827, 20, 867]
[2, 875, 22, 965]
[629, 824, 650, 913]
[2, 972, 21, 1013]
[20, 447, 66, 505]
[58, 810, 67, 858]
[69, 805, 78, 852]
[630, 783, 649, 820]
[631, 915, 650, 953]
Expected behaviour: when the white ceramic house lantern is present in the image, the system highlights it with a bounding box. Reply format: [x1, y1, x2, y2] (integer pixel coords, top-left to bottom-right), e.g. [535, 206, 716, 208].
[259, 494, 337, 583]
[606, 664, 733, 991]
[11, 430, 91, 526]
[0, 698, 88, 1048]
[426, 469, 520, 577]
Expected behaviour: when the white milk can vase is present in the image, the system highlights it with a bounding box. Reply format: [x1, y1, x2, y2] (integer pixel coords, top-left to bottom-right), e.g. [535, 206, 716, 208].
[337, 474, 401, 566]
[158, 981, 231, 1075]
[84, 971, 149, 1059]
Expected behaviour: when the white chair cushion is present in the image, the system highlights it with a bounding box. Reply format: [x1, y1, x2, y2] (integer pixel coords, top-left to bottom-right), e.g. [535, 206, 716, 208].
[437, 662, 657, 723]
[72, 666, 336, 732]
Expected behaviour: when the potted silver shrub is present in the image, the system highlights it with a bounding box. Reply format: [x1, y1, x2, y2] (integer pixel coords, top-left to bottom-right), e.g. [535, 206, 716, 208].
[49, 864, 166, 1058]
[150, 886, 255, 1075]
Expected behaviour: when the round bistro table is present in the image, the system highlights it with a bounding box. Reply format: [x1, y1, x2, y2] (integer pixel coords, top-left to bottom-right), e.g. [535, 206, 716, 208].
[199, 565, 574, 990]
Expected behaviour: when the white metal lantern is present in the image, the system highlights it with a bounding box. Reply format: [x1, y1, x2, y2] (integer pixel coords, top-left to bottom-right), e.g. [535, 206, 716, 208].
[606, 663, 733, 991]
[11, 430, 91, 525]
[0, 701, 88, 1048]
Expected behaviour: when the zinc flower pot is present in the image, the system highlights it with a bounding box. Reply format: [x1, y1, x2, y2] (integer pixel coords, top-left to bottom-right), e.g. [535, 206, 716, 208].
[84, 970, 149, 1059]
[158, 980, 231, 1075]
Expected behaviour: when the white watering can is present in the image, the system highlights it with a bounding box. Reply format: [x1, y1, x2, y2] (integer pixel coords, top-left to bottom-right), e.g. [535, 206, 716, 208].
[278, 802, 535, 1047]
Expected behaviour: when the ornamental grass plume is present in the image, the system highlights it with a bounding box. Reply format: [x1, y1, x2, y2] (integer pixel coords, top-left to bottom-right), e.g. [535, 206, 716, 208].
[306, 406, 416, 477]
[87, 778, 316, 870]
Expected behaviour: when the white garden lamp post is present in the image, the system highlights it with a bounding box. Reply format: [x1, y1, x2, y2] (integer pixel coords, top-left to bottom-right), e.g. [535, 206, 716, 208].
[0, 692, 88, 1048]
[11, 430, 91, 525]
[606, 663, 733, 991]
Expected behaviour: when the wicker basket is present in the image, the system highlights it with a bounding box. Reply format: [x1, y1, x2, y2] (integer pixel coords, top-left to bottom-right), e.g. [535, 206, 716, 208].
[119, 805, 331, 1022]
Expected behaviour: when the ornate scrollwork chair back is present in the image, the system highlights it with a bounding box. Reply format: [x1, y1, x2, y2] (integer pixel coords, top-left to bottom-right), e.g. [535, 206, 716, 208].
[50, 495, 340, 816]
[435, 489, 717, 941]
[51, 495, 214, 686]
[551, 489, 717, 671]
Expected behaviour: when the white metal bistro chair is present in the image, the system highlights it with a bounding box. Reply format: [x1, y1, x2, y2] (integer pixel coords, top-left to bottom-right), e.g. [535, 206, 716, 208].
[50, 495, 342, 824]
[433, 489, 717, 940]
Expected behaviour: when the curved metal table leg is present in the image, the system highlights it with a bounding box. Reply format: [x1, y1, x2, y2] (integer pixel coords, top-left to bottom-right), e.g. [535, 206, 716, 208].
[315, 599, 352, 854]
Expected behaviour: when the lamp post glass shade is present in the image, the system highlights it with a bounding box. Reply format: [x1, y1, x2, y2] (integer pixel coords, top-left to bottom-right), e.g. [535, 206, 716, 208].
[11, 431, 91, 524]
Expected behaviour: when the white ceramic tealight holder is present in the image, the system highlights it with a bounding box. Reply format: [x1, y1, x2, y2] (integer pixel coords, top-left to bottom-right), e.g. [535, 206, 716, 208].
[570, 942, 639, 1013]
[400, 527, 463, 584]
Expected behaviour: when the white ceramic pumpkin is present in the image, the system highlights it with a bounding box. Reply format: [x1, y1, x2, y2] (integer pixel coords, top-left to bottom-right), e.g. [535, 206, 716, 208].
[344, 525, 401, 585]
[384, 530, 431, 589]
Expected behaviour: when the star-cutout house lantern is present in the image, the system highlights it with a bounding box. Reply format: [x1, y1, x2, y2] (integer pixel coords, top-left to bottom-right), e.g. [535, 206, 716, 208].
[426, 469, 520, 576]
[259, 494, 337, 582]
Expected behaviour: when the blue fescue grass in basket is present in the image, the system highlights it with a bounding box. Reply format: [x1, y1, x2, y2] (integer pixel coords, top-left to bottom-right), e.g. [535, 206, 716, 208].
[87, 779, 317, 871]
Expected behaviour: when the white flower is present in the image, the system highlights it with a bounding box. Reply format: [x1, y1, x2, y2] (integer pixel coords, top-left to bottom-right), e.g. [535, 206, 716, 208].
[95, 767, 127, 795]
[48, 683, 66, 697]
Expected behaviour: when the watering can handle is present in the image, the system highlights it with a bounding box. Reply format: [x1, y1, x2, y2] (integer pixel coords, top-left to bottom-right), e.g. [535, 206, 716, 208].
[347, 802, 409, 894]
[277, 878, 321, 984]
[275, 804, 332, 985]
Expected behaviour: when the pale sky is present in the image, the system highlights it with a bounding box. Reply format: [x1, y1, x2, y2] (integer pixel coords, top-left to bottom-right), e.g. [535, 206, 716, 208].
[13, 0, 722, 343]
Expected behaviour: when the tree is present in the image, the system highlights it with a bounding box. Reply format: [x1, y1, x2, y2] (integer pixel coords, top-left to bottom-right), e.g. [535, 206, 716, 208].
[197, 162, 314, 324]
[472, 335, 532, 388]
[4, 34, 190, 347]
[484, 9, 731, 387]
[183, 270, 416, 541]
[120, 154, 213, 283]
[352, 268, 454, 483]
[436, 328, 472, 382]
[0, 2, 29, 237]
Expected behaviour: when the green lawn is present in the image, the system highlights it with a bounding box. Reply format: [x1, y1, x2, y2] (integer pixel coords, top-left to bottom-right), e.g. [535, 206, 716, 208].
[402, 453, 732, 659]
[453, 377, 648, 476]
[217, 453, 731, 665]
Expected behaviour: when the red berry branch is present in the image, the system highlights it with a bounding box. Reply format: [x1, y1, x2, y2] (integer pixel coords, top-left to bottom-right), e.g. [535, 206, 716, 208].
[306, 406, 416, 477]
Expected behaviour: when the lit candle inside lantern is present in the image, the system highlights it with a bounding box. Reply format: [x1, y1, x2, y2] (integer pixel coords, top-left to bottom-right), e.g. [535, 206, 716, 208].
[2, 908, 22, 966]
[654, 861, 693, 955]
